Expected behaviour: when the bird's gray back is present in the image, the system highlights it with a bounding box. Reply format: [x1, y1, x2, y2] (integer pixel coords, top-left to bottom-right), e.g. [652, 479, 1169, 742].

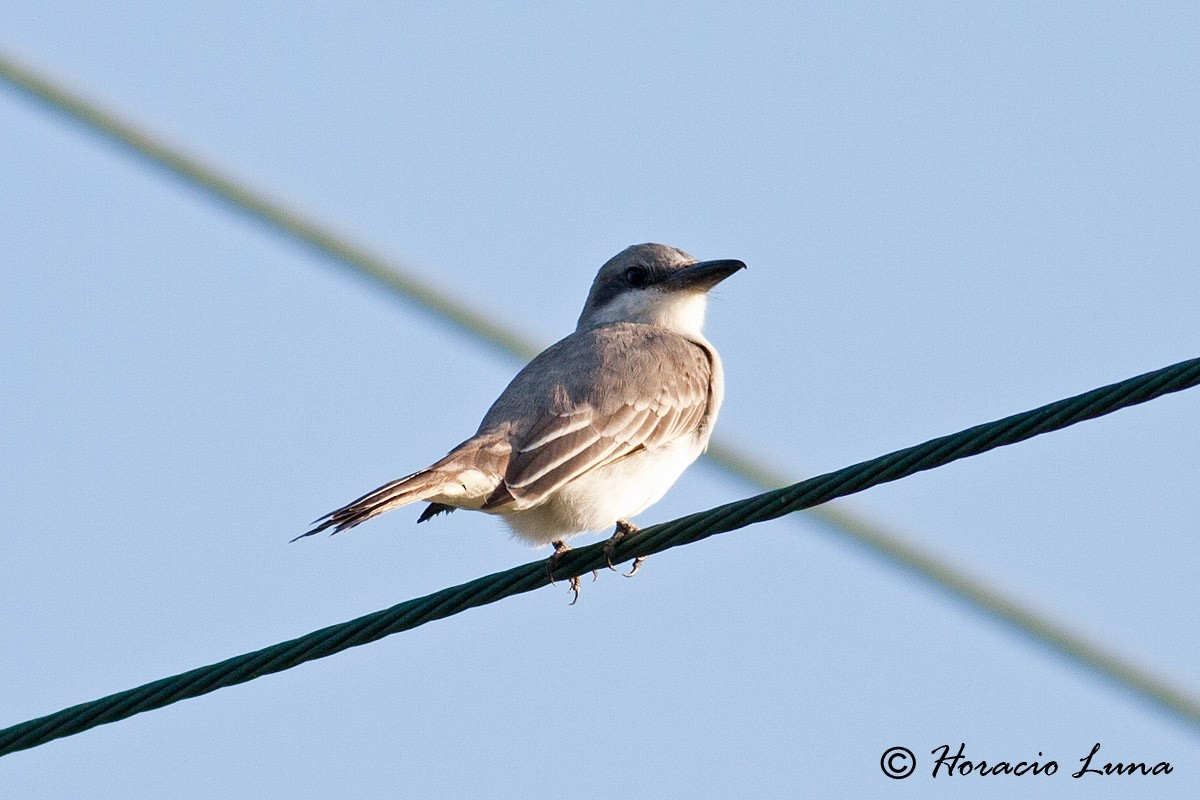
[476, 322, 718, 510]
[478, 322, 714, 436]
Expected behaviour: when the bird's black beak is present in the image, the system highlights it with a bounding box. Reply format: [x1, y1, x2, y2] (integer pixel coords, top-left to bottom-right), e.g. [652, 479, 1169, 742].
[662, 259, 747, 292]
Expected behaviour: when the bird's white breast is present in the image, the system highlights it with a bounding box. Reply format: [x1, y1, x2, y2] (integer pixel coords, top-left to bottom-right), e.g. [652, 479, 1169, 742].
[497, 430, 710, 546]
[498, 339, 722, 546]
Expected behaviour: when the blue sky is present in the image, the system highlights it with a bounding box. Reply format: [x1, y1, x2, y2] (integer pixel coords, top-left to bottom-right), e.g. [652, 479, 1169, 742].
[2, 4, 1198, 798]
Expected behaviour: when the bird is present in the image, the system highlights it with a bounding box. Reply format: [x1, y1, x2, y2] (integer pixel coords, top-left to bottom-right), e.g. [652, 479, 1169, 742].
[297, 243, 745, 600]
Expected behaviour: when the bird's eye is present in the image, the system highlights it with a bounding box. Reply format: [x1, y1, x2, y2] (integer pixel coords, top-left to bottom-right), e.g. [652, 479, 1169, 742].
[625, 266, 648, 288]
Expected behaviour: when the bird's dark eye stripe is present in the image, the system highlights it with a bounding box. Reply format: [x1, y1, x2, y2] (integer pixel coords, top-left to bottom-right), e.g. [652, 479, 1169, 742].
[625, 266, 648, 288]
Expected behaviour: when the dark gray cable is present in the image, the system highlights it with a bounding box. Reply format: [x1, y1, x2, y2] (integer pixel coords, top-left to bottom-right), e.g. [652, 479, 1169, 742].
[2, 356, 1197, 756]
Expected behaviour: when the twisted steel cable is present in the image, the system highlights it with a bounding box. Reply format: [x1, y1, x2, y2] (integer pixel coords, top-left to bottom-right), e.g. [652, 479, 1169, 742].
[2, 355, 1197, 757]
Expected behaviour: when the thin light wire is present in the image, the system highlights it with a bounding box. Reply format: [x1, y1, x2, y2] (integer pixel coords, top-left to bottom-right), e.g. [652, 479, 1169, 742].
[1, 355, 1197, 756]
[2, 49, 1195, 728]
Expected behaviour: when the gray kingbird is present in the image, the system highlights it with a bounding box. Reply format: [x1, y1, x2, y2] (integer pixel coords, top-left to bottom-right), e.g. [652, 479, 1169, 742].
[297, 243, 745, 597]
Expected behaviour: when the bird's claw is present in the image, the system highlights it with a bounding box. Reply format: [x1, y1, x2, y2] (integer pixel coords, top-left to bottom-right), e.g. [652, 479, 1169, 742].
[548, 539, 569, 585]
[553, 525, 643, 603]
[549, 540, 583, 603]
[604, 519, 641, 571]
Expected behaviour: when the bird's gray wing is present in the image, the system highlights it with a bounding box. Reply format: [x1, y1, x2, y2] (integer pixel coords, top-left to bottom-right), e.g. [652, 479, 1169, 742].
[480, 323, 713, 511]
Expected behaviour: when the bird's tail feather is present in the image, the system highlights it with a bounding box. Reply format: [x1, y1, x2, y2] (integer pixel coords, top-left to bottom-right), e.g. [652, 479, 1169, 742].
[294, 434, 509, 541]
[293, 467, 449, 541]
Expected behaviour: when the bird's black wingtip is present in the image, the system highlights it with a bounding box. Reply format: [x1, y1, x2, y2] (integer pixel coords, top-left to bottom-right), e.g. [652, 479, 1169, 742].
[417, 503, 456, 523]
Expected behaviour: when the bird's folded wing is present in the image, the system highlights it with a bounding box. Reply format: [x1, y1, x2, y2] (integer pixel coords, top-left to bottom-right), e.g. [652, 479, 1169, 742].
[481, 324, 712, 510]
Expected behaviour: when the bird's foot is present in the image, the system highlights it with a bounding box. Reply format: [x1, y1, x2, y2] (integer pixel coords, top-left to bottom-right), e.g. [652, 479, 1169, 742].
[549, 540, 583, 604]
[604, 519, 647, 577]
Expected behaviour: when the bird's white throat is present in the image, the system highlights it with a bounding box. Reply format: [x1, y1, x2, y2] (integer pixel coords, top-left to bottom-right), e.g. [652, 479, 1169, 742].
[579, 289, 709, 338]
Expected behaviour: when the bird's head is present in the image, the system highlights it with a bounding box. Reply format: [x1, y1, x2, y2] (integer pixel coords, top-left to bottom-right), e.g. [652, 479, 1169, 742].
[576, 243, 746, 336]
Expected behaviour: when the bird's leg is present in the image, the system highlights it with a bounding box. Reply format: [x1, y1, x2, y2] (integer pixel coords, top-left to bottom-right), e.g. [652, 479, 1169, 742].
[549, 539, 582, 604]
[547, 539, 568, 583]
[604, 519, 647, 577]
